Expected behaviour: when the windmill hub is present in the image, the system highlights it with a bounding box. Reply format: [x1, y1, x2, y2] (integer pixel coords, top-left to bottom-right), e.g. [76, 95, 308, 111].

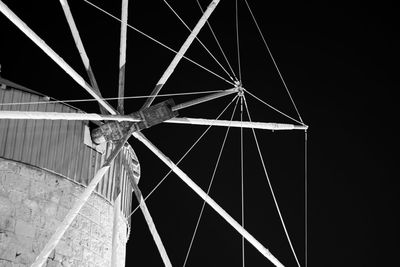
[91, 99, 178, 144]
[234, 80, 244, 97]
[237, 86, 244, 97]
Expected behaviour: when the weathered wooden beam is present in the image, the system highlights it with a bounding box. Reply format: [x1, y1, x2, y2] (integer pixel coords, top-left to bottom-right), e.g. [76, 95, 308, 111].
[117, 0, 129, 114]
[167, 117, 309, 130]
[124, 162, 172, 267]
[0, 0, 115, 114]
[0, 110, 308, 131]
[172, 88, 238, 111]
[90, 99, 178, 144]
[59, 0, 108, 115]
[0, 110, 137, 121]
[141, 0, 221, 109]
[132, 131, 285, 267]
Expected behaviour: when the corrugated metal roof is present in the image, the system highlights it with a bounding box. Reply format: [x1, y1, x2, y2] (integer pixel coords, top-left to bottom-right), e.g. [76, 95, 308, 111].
[0, 85, 140, 220]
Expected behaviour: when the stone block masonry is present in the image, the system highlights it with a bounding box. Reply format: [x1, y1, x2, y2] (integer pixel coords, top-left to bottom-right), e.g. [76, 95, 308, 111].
[0, 158, 128, 267]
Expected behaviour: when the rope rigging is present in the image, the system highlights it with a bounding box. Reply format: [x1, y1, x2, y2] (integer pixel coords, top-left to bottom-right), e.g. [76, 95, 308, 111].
[304, 131, 308, 267]
[83, 0, 235, 86]
[236, 1, 245, 264]
[182, 96, 240, 267]
[195, 0, 238, 81]
[235, 0, 243, 83]
[240, 93, 245, 267]
[243, 0, 304, 123]
[243, 88, 305, 126]
[127, 95, 239, 219]
[163, 0, 235, 82]
[0, 1, 310, 265]
[243, 95, 301, 267]
[0, 89, 231, 107]
[119, 3, 310, 263]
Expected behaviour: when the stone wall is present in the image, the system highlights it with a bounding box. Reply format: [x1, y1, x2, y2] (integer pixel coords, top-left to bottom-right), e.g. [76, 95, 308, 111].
[0, 158, 128, 267]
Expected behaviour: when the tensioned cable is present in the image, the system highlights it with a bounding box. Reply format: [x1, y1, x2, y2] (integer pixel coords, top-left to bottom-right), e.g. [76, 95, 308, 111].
[127, 95, 239, 219]
[240, 95, 245, 267]
[0, 89, 229, 107]
[235, 0, 242, 82]
[243, 0, 303, 123]
[195, 0, 238, 81]
[182, 96, 240, 267]
[304, 131, 308, 267]
[163, 0, 234, 82]
[83, 0, 234, 86]
[243, 88, 304, 125]
[127, 96, 238, 218]
[243, 95, 301, 267]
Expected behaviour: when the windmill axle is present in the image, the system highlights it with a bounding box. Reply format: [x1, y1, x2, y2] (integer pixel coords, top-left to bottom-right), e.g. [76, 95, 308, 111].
[91, 99, 178, 144]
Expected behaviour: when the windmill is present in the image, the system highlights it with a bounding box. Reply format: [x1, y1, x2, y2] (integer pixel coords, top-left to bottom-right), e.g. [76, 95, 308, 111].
[0, 0, 308, 266]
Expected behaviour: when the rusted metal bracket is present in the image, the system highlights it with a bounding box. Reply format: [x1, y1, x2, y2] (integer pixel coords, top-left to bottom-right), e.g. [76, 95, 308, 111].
[91, 99, 178, 144]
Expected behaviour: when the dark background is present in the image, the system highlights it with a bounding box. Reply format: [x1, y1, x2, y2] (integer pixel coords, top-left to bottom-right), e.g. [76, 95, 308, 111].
[1, 0, 398, 266]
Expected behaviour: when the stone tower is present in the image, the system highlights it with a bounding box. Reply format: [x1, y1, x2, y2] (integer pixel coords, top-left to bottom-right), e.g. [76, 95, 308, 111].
[0, 77, 139, 266]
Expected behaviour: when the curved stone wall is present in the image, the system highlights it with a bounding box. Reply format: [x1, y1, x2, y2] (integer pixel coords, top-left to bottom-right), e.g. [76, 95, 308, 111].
[0, 158, 128, 266]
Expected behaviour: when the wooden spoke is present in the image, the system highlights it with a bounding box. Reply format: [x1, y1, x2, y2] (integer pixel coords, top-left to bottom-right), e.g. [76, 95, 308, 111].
[59, 0, 108, 114]
[1, 2, 306, 266]
[172, 88, 238, 111]
[132, 132, 285, 267]
[125, 164, 172, 267]
[167, 117, 308, 130]
[0, 111, 308, 131]
[0, 1, 116, 115]
[118, 0, 129, 114]
[0, 110, 135, 121]
[141, 0, 221, 109]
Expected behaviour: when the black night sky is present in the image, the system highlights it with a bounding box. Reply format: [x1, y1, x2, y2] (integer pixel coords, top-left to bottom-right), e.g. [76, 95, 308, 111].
[1, 1, 398, 266]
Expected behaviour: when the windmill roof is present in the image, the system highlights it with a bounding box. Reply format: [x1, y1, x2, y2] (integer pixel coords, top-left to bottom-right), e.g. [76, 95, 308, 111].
[0, 75, 84, 112]
[0, 77, 140, 218]
[0, 76, 48, 97]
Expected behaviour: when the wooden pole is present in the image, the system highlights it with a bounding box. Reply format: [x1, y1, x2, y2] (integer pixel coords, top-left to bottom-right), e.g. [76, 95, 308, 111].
[59, 0, 108, 115]
[1, 5, 294, 266]
[118, 0, 129, 114]
[141, 0, 221, 109]
[167, 117, 308, 130]
[1, 5, 173, 266]
[132, 132, 285, 267]
[0, 0, 115, 115]
[0, 110, 137, 121]
[0, 110, 308, 131]
[172, 88, 238, 111]
[31, 128, 136, 267]
[126, 167, 172, 267]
